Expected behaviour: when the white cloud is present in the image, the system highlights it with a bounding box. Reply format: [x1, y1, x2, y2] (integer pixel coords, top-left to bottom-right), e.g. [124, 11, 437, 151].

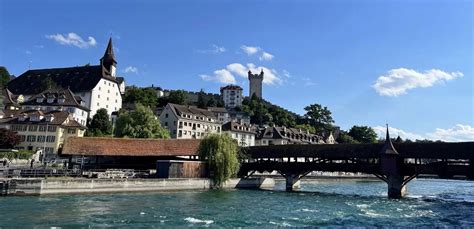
[34, 45, 44, 49]
[282, 70, 291, 78]
[373, 124, 474, 142]
[426, 124, 474, 142]
[302, 77, 316, 87]
[123, 66, 138, 74]
[373, 68, 463, 97]
[45, 32, 97, 49]
[200, 62, 283, 85]
[226, 63, 248, 77]
[197, 44, 226, 54]
[25, 50, 32, 55]
[373, 126, 424, 141]
[241, 45, 260, 56]
[200, 69, 236, 84]
[259, 52, 274, 61]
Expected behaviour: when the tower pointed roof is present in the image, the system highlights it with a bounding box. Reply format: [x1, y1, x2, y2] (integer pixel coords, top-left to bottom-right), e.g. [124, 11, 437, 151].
[101, 37, 117, 65]
[380, 124, 399, 155]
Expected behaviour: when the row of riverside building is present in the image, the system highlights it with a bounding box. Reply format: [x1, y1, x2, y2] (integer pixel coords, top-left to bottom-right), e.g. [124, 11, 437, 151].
[0, 38, 335, 161]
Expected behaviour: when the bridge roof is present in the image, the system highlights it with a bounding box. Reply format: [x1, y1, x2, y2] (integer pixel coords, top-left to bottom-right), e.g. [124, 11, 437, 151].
[245, 142, 474, 159]
[61, 137, 201, 157]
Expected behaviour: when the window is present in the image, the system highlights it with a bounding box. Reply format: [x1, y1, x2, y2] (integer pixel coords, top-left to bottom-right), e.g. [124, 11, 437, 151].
[67, 129, 76, 134]
[46, 136, 56, 142]
[39, 126, 46, 132]
[37, 136, 46, 142]
[98, 95, 100, 98]
[28, 125, 38, 131]
[99, 87, 101, 90]
[48, 126, 57, 132]
[164, 122, 168, 127]
[11, 125, 21, 132]
[97, 103, 100, 106]
[165, 113, 168, 118]
[19, 135, 26, 142]
[26, 135, 36, 142]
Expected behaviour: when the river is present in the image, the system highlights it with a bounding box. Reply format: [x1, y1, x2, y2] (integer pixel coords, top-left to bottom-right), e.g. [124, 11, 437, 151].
[0, 178, 473, 227]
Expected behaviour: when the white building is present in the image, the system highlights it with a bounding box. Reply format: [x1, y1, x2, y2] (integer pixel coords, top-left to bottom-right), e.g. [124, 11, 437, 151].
[254, 126, 328, 146]
[159, 103, 221, 139]
[6, 38, 124, 118]
[222, 122, 256, 146]
[220, 85, 243, 108]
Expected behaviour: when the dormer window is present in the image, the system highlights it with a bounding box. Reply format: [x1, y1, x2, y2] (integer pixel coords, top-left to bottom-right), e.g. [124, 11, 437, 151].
[47, 98, 54, 103]
[36, 97, 44, 103]
[18, 114, 27, 121]
[30, 115, 40, 122]
[45, 115, 54, 122]
[58, 95, 66, 103]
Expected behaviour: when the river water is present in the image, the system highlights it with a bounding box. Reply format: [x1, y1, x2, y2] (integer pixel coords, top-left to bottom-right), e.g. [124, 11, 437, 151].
[0, 179, 473, 228]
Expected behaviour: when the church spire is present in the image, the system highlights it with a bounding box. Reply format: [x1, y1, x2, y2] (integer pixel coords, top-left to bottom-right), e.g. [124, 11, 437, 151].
[380, 124, 399, 155]
[100, 37, 117, 77]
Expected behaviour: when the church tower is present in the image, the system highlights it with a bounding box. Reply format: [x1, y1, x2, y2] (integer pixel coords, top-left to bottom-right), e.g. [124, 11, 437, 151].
[100, 37, 117, 77]
[248, 69, 264, 99]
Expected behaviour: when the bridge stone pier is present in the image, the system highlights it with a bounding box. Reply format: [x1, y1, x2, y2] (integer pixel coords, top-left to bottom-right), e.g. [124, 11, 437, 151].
[239, 126, 473, 199]
[379, 127, 409, 198]
[283, 173, 302, 191]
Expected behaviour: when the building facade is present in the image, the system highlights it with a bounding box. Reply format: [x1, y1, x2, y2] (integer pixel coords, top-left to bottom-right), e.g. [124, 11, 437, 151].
[0, 110, 86, 159]
[220, 85, 243, 108]
[159, 103, 221, 139]
[254, 126, 328, 146]
[20, 88, 89, 126]
[222, 122, 256, 146]
[6, 38, 124, 118]
[248, 70, 264, 98]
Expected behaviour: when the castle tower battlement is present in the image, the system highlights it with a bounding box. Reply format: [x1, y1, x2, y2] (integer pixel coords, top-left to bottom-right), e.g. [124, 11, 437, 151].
[248, 70, 263, 99]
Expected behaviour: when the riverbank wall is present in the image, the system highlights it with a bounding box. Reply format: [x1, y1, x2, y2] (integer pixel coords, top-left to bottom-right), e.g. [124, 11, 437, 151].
[0, 177, 275, 196]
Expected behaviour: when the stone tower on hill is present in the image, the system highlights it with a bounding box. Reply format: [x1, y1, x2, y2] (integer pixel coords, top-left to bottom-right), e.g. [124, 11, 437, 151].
[248, 69, 263, 99]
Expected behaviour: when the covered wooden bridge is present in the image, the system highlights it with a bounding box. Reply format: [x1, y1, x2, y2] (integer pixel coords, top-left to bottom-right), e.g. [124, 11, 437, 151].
[61, 137, 201, 169]
[240, 130, 474, 198]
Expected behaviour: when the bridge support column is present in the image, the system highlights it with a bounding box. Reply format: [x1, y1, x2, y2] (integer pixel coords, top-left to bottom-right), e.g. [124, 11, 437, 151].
[387, 175, 407, 199]
[285, 175, 301, 191]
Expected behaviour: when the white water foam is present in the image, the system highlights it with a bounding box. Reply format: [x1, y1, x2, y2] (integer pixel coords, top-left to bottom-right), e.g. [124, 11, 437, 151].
[299, 208, 318, 212]
[184, 217, 214, 225]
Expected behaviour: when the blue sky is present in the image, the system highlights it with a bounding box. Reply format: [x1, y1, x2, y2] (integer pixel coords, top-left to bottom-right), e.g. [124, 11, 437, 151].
[0, 0, 472, 141]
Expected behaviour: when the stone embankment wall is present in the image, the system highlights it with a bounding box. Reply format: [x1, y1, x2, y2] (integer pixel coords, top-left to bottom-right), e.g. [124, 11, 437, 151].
[1, 178, 275, 196]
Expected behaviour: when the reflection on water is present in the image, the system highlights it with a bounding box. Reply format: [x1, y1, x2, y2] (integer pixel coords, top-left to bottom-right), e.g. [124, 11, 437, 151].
[0, 179, 473, 227]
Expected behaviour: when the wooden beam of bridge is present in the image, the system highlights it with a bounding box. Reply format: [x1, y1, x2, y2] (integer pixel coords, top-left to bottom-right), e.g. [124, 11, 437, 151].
[244, 142, 474, 159]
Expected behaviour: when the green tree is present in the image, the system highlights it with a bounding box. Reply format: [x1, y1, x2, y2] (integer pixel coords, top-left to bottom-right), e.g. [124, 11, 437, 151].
[304, 103, 334, 132]
[348, 126, 377, 143]
[206, 97, 217, 107]
[123, 86, 158, 108]
[86, 108, 112, 137]
[336, 131, 359, 144]
[114, 103, 170, 138]
[168, 90, 187, 105]
[198, 134, 240, 188]
[0, 128, 21, 148]
[0, 66, 12, 88]
[197, 89, 206, 108]
[295, 124, 316, 134]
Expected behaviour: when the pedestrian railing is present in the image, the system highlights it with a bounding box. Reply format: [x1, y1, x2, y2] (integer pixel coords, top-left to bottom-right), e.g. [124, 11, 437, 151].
[1, 169, 83, 178]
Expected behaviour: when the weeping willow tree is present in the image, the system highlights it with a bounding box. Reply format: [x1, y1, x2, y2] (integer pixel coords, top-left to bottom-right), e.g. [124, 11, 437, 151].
[198, 134, 240, 188]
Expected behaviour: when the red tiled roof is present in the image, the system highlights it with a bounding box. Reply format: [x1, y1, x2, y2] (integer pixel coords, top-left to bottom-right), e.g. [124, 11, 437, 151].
[61, 137, 201, 157]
